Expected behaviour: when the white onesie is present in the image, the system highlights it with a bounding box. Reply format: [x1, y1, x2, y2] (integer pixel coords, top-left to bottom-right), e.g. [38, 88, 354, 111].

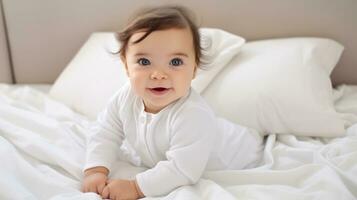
[84, 83, 263, 197]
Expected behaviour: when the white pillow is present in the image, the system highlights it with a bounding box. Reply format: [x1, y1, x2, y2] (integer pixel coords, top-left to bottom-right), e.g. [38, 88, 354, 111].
[202, 38, 347, 137]
[194, 28, 246, 92]
[49, 28, 245, 120]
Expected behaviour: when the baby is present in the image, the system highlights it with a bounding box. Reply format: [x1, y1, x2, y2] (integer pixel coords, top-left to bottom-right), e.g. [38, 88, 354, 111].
[82, 5, 263, 200]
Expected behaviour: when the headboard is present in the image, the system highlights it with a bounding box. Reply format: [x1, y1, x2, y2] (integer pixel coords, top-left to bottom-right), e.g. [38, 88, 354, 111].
[0, 0, 12, 83]
[1, 0, 356, 86]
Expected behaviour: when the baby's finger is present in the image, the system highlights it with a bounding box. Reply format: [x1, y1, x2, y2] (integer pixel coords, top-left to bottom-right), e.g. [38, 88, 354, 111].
[109, 192, 116, 200]
[89, 185, 98, 194]
[97, 183, 105, 195]
[101, 186, 109, 199]
[82, 183, 90, 193]
[82, 185, 88, 193]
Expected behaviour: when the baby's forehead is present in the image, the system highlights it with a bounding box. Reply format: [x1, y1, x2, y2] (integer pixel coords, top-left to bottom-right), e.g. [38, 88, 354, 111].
[127, 28, 195, 55]
[129, 28, 193, 43]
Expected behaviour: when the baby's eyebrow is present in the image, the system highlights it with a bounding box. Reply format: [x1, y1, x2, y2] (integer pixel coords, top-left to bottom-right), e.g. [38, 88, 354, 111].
[171, 53, 188, 57]
[134, 53, 150, 57]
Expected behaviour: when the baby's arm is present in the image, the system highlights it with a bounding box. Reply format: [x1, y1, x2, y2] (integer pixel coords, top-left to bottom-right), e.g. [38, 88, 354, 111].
[135, 106, 217, 197]
[83, 87, 127, 193]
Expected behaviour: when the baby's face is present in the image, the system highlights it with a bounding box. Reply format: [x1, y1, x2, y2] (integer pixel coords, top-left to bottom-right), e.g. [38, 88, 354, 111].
[123, 28, 197, 113]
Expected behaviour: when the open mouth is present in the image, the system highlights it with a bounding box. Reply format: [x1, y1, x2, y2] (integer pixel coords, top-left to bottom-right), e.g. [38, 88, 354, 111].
[153, 87, 167, 91]
[148, 87, 171, 95]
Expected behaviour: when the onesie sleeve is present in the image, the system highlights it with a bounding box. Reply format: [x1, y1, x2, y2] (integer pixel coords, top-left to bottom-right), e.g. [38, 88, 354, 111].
[135, 106, 217, 197]
[83, 85, 128, 172]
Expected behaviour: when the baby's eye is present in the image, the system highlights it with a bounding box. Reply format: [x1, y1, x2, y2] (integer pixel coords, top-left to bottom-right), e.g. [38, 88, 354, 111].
[137, 58, 151, 66]
[170, 58, 183, 67]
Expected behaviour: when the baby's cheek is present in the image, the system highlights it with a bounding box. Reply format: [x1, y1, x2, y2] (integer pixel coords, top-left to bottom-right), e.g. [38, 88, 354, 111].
[129, 79, 143, 94]
[176, 82, 191, 97]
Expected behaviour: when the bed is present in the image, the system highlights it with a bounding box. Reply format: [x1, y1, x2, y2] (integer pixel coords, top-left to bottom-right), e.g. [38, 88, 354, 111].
[1, 0, 357, 200]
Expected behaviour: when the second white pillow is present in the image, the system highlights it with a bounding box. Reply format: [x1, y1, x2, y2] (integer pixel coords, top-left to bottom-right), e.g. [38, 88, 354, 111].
[202, 37, 347, 137]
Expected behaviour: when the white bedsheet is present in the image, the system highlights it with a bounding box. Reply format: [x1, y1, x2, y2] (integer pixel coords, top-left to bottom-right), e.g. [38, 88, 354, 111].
[0, 84, 356, 200]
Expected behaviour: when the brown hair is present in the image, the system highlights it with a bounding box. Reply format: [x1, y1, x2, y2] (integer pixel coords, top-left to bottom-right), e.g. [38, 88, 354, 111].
[116, 5, 203, 67]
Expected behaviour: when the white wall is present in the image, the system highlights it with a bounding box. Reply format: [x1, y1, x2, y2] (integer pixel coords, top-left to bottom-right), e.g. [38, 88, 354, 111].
[2, 0, 357, 85]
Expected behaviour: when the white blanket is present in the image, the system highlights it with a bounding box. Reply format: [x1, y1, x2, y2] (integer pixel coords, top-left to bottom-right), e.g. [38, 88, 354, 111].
[0, 84, 356, 200]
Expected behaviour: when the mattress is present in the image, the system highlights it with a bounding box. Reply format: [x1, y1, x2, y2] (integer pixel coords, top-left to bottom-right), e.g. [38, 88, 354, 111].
[0, 83, 356, 200]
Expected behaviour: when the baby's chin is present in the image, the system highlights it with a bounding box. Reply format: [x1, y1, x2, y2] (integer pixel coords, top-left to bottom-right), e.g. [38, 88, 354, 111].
[143, 96, 183, 114]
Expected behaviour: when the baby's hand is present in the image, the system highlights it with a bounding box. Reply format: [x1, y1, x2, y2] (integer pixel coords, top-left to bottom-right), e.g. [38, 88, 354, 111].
[82, 171, 108, 195]
[101, 179, 143, 200]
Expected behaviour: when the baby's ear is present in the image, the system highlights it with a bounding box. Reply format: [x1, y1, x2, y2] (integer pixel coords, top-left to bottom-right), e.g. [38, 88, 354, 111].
[120, 55, 126, 65]
[120, 55, 130, 77]
[192, 66, 197, 79]
[120, 54, 125, 62]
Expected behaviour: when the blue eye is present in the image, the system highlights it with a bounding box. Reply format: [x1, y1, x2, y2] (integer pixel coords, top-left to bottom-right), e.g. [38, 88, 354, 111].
[137, 58, 151, 66]
[170, 58, 183, 67]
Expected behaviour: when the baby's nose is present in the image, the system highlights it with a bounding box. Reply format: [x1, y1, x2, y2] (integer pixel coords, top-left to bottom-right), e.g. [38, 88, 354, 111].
[150, 71, 168, 80]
